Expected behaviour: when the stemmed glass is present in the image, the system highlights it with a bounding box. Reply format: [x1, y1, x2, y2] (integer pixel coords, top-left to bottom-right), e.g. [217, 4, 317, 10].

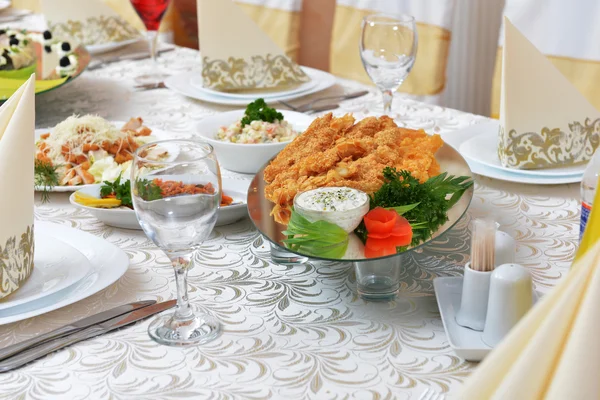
[131, 139, 222, 346]
[360, 14, 418, 114]
[130, 0, 171, 86]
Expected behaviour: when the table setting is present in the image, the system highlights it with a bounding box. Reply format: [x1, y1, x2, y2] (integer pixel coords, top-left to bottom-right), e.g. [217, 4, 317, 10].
[0, 1, 596, 399]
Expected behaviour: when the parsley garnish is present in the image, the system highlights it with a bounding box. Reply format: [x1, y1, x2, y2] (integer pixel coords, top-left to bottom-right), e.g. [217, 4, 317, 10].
[135, 178, 163, 202]
[240, 98, 284, 127]
[360, 168, 473, 246]
[34, 159, 60, 203]
[100, 173, 133, 208]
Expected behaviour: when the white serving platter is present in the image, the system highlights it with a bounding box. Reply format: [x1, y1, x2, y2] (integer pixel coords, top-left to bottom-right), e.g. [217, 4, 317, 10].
[0, 222, 129, 325]
[165, 66, 337, 106]
[0, 235, 91, 311]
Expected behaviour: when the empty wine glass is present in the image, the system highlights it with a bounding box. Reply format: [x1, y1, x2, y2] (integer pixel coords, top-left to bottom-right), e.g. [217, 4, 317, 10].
[131, 139, 222, 346]
[130, 0, 171, 85]
[360, 14, 418, 114]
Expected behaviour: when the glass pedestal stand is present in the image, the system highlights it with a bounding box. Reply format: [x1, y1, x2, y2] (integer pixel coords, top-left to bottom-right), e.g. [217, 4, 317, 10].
[354, 255, 403, 301]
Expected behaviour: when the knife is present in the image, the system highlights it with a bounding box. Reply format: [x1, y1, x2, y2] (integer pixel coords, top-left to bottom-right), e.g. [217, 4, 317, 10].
[0, 300, 155, 362]
[88, 48, 175, 71]
[0, 300, 176, 372]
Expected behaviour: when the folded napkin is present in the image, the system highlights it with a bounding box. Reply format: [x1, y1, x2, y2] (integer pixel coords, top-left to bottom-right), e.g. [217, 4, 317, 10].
[197, 0, 309, 92]
[498, 17, 600, 170]
[459, 180, 600, 399]
[0, 76, 35, 300]
[40, 0, 141, 46]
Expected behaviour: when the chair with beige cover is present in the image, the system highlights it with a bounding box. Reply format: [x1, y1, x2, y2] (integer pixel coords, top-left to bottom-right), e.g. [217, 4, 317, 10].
[330, 0, 456, 104]
[491, 0, 600, 118]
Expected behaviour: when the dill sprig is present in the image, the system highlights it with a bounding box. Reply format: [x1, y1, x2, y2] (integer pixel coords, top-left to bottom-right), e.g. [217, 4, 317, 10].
[34, 160, 60, 203]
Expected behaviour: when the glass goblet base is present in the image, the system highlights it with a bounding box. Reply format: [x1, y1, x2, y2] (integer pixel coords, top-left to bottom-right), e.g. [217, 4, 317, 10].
[134, 72, 170, 87]
[148, 312, 221, 346]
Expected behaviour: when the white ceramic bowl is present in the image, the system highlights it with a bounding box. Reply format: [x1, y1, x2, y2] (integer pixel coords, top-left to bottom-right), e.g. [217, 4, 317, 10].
[70, 179, 250, 230]
[194, 109, 313, 174]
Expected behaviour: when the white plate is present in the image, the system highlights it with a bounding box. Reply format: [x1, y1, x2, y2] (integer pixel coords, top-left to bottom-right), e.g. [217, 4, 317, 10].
[86, 38, 141, 56]
[69, 178, 250, 230]
[165, 67, 337, 106]
[35, 121, 173, 192]
[434, 276, 538, 362]
[441, 122, 583, 185]
[0, 1, 10, 11]
[195, 109, 313, 173]
[0, 234, 91, 311]
[458, 121, 586, 177]
[190, 74, 320, 100]
[0, 222, 129, 325]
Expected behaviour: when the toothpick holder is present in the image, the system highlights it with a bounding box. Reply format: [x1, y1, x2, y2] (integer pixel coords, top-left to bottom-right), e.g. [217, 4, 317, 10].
[455, 262, 492, 331]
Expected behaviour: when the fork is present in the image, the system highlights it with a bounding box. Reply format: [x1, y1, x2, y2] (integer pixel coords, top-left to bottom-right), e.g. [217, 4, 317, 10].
[418, 388, 446, 400]
[278, 90, 369, 112]
[134, 82, 166, 91]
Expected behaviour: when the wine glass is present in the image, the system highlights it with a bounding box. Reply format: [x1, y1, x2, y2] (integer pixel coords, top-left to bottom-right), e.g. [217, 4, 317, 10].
[130, 0, 171, 86]
[360, 14, 418, 114]
[131, 139, 222, 346]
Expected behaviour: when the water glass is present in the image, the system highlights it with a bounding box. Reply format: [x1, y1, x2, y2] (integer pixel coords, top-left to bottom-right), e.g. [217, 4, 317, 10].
[131, 139, 222, 346]
[360, 13, 418, 114]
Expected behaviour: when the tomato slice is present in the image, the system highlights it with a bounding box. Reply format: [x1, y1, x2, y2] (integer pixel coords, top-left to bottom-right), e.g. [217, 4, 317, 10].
[364, 207, 397, 235]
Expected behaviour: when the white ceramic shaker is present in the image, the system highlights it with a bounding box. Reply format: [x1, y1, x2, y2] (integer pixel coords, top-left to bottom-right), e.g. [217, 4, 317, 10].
[482, 263, 533, 347]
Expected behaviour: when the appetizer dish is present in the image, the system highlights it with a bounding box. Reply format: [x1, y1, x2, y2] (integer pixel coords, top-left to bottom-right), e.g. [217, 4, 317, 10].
[195, 101, 311, 174]
[259, 113, 473, 259]
[34, 115, 166, 192]
[70, 178, 250, 229]
[216, 98, 299, 144]
[0, 29, 79, 79]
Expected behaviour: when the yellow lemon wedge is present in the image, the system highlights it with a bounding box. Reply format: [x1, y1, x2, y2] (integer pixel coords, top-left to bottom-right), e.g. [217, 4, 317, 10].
[74, 192, 122, 208]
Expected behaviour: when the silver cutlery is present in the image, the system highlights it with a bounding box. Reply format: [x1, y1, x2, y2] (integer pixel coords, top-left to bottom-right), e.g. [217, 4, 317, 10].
[418, 388, 446, 400]
[0, 300, 176, 372]
[278, 90, 369, 112]
[0, 300, 156, 362]
[88, 48, 175, 71]
[134, 81, 167, 91]
[304, 103, 340, 114]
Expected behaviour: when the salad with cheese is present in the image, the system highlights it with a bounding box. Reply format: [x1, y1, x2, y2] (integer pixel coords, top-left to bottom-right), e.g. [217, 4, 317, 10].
[35, 115, 166, 188]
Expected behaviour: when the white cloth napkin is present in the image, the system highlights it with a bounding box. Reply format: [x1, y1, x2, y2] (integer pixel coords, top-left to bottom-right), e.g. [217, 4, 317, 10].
[0, 75, 35, 299]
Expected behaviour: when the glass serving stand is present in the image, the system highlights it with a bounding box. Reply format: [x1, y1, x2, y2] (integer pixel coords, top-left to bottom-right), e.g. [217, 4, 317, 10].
[247, 144, 474, 300]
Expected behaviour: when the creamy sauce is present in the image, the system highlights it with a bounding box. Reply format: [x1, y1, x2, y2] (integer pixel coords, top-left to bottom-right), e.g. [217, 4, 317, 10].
[296, 187, 368, 212]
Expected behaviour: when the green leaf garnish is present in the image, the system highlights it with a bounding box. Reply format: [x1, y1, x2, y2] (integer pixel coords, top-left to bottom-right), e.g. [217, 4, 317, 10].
[135, 178, 163, 202]
[282, 208, 349, 259]
[240, 98, 284, 127]
[34, 159, 59, 203]
[100, 173, 133, 208]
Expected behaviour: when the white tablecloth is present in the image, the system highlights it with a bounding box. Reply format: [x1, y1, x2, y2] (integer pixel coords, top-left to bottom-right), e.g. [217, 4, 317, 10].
[0, 46, 580, 399]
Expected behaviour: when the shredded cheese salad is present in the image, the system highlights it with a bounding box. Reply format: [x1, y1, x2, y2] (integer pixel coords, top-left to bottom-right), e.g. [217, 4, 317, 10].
[35, 115, 164, 186]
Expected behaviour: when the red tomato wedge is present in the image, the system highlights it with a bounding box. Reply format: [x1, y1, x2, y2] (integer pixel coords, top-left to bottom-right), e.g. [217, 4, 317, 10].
[363, 207, 397, 235]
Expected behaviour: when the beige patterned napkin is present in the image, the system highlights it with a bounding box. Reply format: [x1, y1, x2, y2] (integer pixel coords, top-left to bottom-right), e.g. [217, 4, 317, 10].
[40, 0, 141, 46]
[197, 0, 309, 92]
[498, 17, 600, 170]
[0, 76, 35, 300]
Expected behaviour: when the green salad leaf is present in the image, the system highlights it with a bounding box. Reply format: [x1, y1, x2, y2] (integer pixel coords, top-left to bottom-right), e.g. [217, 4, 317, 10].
[283, 208, 349, 259]
[240, 98, 284, 127]
[135, 178, 163, 202]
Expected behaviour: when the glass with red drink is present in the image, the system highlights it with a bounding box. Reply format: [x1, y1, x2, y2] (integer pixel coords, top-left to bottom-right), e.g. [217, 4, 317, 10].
[130, 0, 171, 85]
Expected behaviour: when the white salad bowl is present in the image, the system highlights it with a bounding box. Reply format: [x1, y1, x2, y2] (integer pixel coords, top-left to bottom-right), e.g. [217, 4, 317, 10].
[194, 109, 313, 174]
[70, 179, 250, 230]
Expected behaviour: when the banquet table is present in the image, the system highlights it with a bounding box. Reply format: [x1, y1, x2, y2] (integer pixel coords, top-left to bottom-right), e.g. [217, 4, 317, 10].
[0, 45, 581, 400]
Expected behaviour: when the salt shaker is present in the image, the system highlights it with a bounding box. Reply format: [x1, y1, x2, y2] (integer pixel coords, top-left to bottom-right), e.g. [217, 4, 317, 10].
[456, 218, 496, 331]
[482, 263, 533, 347]
[495, 230, 516, 267]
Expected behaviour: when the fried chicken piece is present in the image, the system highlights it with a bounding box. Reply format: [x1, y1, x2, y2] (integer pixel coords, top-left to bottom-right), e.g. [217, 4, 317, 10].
[263, 114, 444, 224]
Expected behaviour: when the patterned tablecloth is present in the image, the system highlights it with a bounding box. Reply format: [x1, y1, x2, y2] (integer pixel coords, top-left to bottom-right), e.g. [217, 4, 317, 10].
[0, 46, 580, 400]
